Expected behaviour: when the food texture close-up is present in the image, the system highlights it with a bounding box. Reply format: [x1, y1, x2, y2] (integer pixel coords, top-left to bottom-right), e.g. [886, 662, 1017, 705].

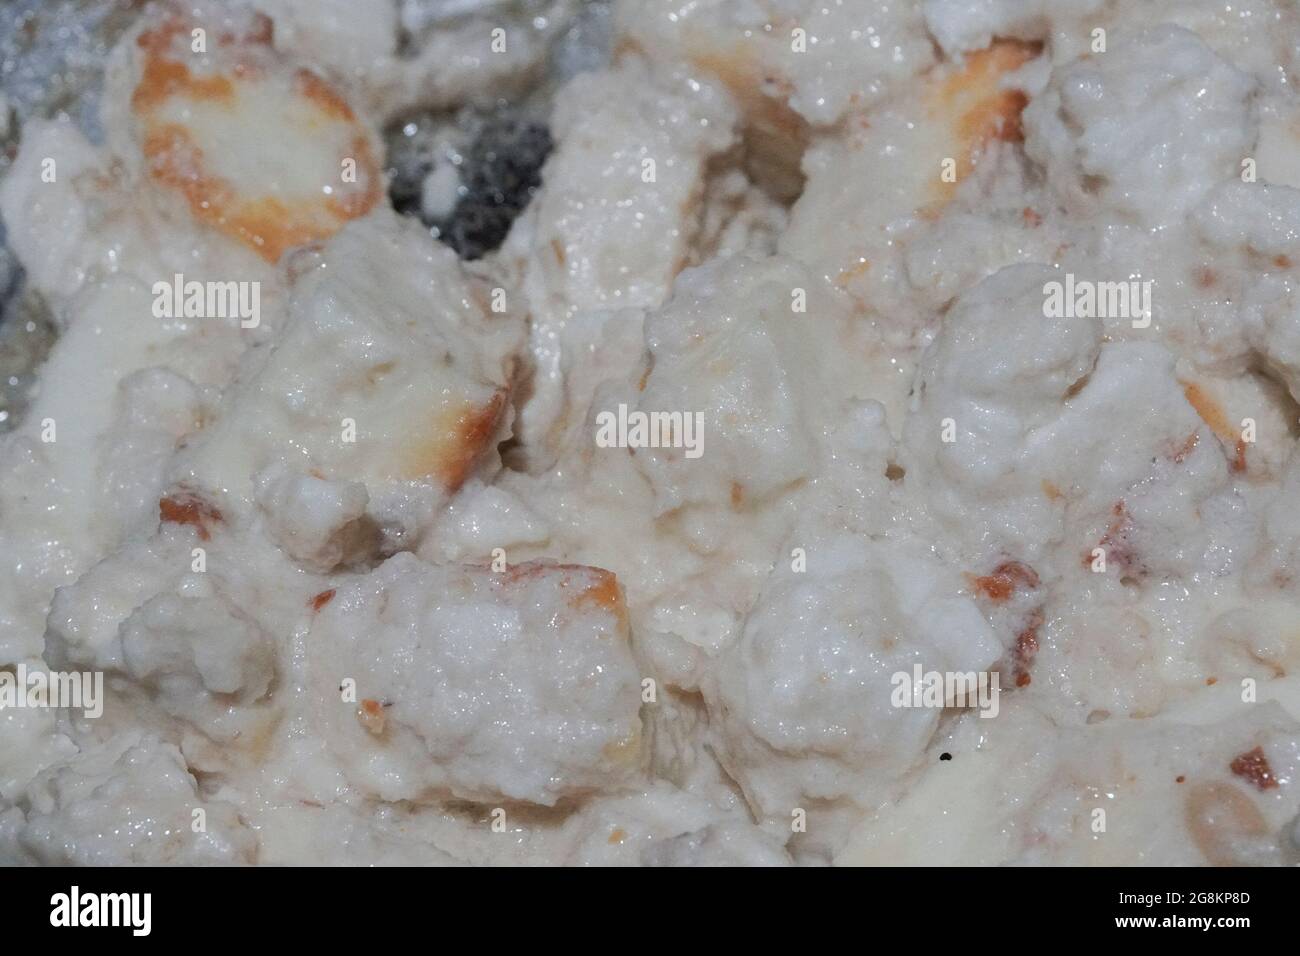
[2, 0, 1300, 872]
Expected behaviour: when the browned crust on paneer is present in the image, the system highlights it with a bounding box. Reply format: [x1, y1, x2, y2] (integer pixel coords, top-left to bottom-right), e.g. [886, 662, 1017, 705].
[441, 390, 508, 492]
[400, 390, 509, 492]
[572, 569, 623, 615]
[967, 559, 1044, 686]
[1011, 608, 1044, 688]
[132, 58, 235, 113]
[133, 13, 260, 112]
[1181, 381, 1234, 440]
[1180, 380, 1248, 474]
[159, 489, 224, 540]
[294, 68, 357, 122]
[357, 698, 387, 735]
[132, 11, 381, 262]
[500, 561, 628, 623]
[926, 39, 1039, 205]
[968, 560, 1040, 603]
[942, 41, 1039, 147]
[1230, 746, 1278, 791]
[309, 589, 337, 612]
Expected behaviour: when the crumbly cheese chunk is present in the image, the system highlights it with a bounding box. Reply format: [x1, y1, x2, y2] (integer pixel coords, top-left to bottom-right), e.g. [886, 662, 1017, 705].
[308, 553, 644, 806]
[707, 532, 1003, 818]
[502, 55, 737, 465]
[7, 734, 258, 865]
[123, 3, 382, 263]
[781, 37, 1042, 342]
[635, 254, 872, 513]
[1024, 26, 1255, 229]
[616, 0, 936, 127]
[174, 212, 523, 545]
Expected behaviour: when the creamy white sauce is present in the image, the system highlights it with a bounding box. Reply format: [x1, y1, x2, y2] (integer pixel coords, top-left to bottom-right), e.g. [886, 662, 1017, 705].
[2, 0, 1300, 866]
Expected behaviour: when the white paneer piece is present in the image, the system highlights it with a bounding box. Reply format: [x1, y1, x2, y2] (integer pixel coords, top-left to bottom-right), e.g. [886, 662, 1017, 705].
[0, 119, 108, 305]
[46, 530, 205, 675]
[924, 0, 1299, 92]
[782, 39, 1040, 312]
[8, 734, 258, 865]
[0, 688, 76, 806]
[119, 591, 275, 721]
[502, 55, 736, 466]
[517, 53, 736, 315]
[1024, 26, 1255, 230]
[633, 253, 881, 514]
[0, 280, 222, 664]
[707, 532, 1004, 819]
[0, 119, 283, 325]
[0, 110, 275, 663]
[309, 553, 644, 806]
[616, 0, 936, 127]
[252, 0, 399, 88]
[921, 0, 1105, 57]
[252, 463, 371, 572]
[1192, 181, 1300, 401]
[119, 2, 383, 264]
[1106, 0, 1300, 92]
[1250, 452, 1300, 593]
[900, 264, 1234, 579]
[174, 212, 524, 547]
[44, 523, 298, 757]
